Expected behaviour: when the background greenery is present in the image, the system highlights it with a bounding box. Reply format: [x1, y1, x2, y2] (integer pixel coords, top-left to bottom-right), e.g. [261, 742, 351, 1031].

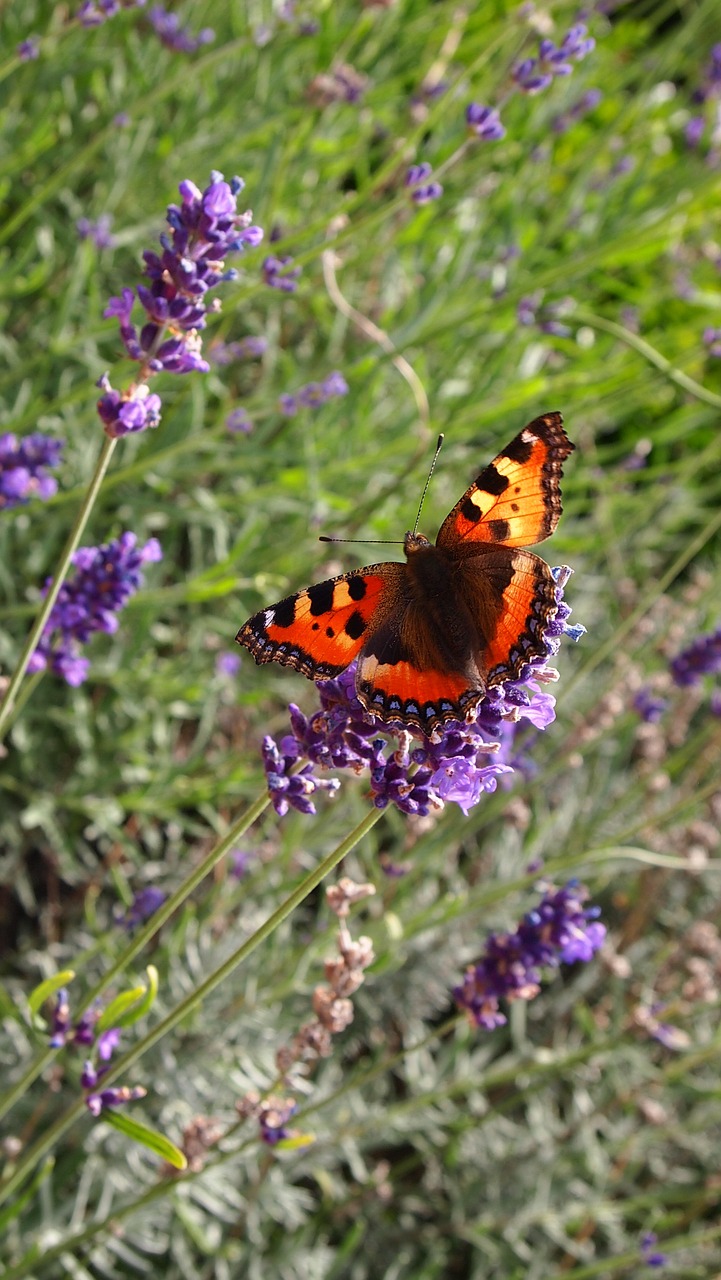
[2, 0, 721, 1275]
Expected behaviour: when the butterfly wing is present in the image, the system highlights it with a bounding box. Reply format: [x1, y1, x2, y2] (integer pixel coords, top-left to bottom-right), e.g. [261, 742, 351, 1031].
[236, 563, 405, 679]
[457, 546, 559, 686]
[436, 412, 573, 550]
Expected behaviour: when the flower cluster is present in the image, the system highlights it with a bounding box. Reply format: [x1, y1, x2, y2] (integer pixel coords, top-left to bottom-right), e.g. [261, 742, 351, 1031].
[512, 23, 595, 94]
[670, 627, 721, 688]
[0, 433, 63, 510]
[28, 532, 162, 686]
[100, 173, 262, 438]
[307, 64, 368, 107]
[226, 408, 253, 434]
[517, 292, 575, 338]
[77, 214, 115, 249]
[77, 0, 145, 26]
[466, 103, 506, 141]
[453, 880, 606, 1030]
[48, 989, 146, 1117]
[692, 42, 721, 105]
[279, 370, 349, 416]
[237, 1092, 300, 1145]
[405, 163, 443, 205]
[116, 886, 167, 931]
[640, 1233, 668, 1269]
[262, 254, 302, 293]
[17, 36, 40, 59]
[238, 879, 375, 1147]
[261, 734, 341, 816]
[148, 4, 214, 53]
[551, 88, 602, 134]
[258, 567, 583, 818]
[703, 327, 721, 357]
[210, 335, 268, 365]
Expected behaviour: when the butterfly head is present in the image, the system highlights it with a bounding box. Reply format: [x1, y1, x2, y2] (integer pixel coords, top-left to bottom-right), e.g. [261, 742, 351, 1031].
[404, 530, 431, 556]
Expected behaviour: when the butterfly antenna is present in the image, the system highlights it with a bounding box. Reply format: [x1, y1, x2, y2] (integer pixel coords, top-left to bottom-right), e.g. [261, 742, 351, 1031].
[319, 536, 404, 545]
[412, 433, 444, 536]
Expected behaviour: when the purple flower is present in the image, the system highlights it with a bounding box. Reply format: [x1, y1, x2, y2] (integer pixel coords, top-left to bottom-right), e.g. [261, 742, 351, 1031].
[454, 881, 606, 1030]
[262, 735, 341, 816]
[86, 1085, 147, 1116]
[633, 688, 668, 723]
[277, 371, 348, 415]
[692, 43, 721, 105]
[119, 886, 167, 931]
[262, 255, 301, 293]
[148, 4, 214, 52]
[49, 989, 72, 1048]
[685, 115, 706, 147]
[551, 88, 602, 133]
[28, 532, 163, 686]
[670, 627, 721, 687]
[466, 103, 506, 140]
[210, 336, 268, 364]
[703, 327, 721, 357]
[256, 567, 583, 819]
[229, 847, 253, 878]
[259, 1098, 298, 1145]
[513, 23, 595, 94]
[96, 1027, 121, 1061]
[102, 173, 262, 416]
[17, 36, 40, 60]
[405, 163, 443, 205]
[0, 433, 63, 510]
[96, 374, 162, 439]
[216, 651, 242, 677]
[77, 214, 115, 249]
[77, 0, 145, 25]
[226, 408, 253, 434]
[640, 1233, 668, 1268]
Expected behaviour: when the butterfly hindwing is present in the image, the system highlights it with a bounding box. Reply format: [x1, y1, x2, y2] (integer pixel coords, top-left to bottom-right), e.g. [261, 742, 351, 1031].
[456, 546, 559, 686]
[436, 412, 573, 550]
[236, 564, 403, 680]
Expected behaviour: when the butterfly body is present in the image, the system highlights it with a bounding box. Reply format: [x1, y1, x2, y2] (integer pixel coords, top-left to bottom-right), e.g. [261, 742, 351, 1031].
[237, 413, 573, 734]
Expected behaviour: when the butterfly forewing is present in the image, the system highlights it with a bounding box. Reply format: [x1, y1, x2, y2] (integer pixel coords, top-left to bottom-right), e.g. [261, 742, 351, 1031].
[436, 412, 573, 550]
[236, 564, 403, 679]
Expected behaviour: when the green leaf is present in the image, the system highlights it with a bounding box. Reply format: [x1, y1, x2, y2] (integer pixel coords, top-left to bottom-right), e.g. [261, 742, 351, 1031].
[96, 985, 147, 1031]
[276, 1132, 315, 1151]
[101, 1108, 188, 1169]
[27, 971, 76, 1016]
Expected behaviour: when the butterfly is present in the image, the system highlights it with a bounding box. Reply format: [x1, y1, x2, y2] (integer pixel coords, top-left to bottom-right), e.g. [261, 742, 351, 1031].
[236, 412, 573, 735]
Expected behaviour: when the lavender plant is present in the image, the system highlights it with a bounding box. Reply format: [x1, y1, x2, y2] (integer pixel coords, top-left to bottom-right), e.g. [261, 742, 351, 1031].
[2, 1, 721, 1275]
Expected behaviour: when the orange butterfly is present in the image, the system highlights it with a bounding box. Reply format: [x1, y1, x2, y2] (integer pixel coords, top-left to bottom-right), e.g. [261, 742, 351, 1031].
[236, 412, 573, 734]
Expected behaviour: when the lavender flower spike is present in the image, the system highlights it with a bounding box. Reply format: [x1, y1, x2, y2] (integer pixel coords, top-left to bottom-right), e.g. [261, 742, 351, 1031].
[28, 532, 163, 686]
[466, 103, 506, 140]
[101, 173, 263, 431]
[454, 881, 606, 1030]
[0, 433, 63, 509]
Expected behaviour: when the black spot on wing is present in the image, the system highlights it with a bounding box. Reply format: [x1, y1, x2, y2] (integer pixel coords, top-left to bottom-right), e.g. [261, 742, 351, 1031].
[273, 596, 296, 628]
[348, 576, 367, 601]
[502, 434, 534, 464]
[476, 463, 509, 496]
[488, 518, 510, 542]
[461, 496, 482, 524]
[307, 580, 335, 616]
[344, 610, 366, 640]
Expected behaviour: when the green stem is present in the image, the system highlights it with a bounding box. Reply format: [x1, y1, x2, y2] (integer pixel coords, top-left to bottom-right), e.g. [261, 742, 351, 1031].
[571, 306, 721, 410]
[0, 789, 270, 1127]
[0, 805, 382, 1208]
[0, 436, 117, 743]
